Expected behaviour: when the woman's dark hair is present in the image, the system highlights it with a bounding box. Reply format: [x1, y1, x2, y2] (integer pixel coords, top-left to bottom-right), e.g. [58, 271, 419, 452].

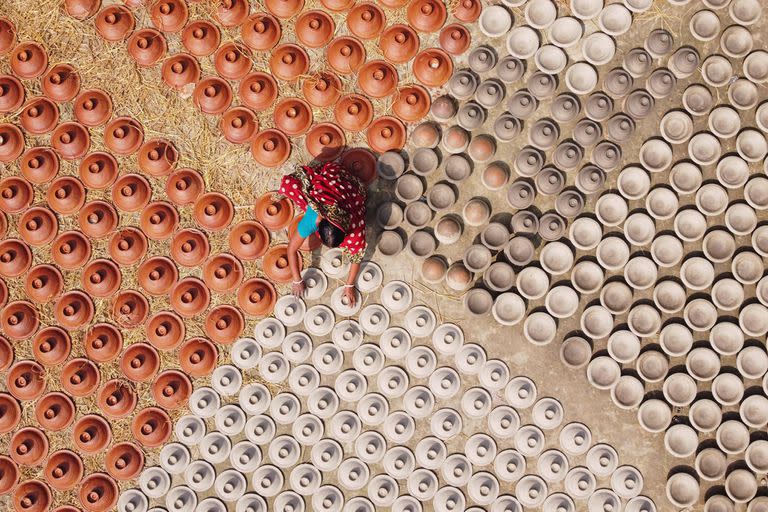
[318, 219, 346, 248]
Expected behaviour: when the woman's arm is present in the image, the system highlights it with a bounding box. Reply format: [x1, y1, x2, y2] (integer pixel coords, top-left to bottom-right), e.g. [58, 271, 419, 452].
[287, 230, 306, 296]
[342, 262, 361, 306]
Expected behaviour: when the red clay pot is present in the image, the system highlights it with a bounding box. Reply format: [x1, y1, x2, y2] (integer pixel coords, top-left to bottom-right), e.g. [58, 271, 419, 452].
[269, 44, 309, 81]
[146, 311, 185, 350]
[150, 0, 188, 32]
[274, 98, 312, 136]
[182, 20, 220, 57]
[95, 5, 135, 41]
[302, 71, 341, 108]
[32, 327, 70, 366]
[65, 0, 101, 20]
[105, 443, 144, 481]
[112, 173, 151, 212]
[105, 116, 144, 155]
[78, 200, 119, 239]
[380, 0, 408, 7]
[54, 291, 95, 330]
[193, 192, 233, 231]
[296, 10, 334, 48]
[73, 415, 111, 454]
[0, 177, 32, 214]
[60, 358, 99, 397]
[120, 343, 159, 382]
[138, 138, 178, 176]
[21, 147, 59, 184]
[0, 124, 24, 163]
[214, 42, 251, 80]
[193, 76, 232, 114]
[79, 473, 118, 512]
[204, 305, 244, 344]
[413, 48, 453, 87]
[13, 207, 56, 245]
[51, 231, 91, 269]
[47, 177, 85, 216]
[221, 106, 259, 144]
[112, 289, 149, 328]
[327, 36, 366, 75]
[254, 192, 294, 231]
[240, 71, 279, 111]
[341, 147, 377, 184]
[10, 42, 48, 79]
[74, 89, 113, 127]
[131, 407, 172, 448]
[84, 323, 123, 363]
[108, 227, 147, 265]
[41, 64, 80, 102]
[10, 427, 48, 466]
[97, 380, 137, 418]
[334, 94, 374, 131]
[0, 455, 19, 494]
[35, 392, 75, 431]
[13, 480, 52, 512]
[44, 450, 83, 491]
[0, 19, 15, 55]
[0, 392, 21, 433]
[229, 220, 270, 260]
[393, 84, 431, 122]
[25, 264, 64, 304]
[202, 253, 243, 293]
[171, 228, 210, 267]
[140, 201, 179, 240]
[454, 0, 481, 21]
[358, 60, 398, 98]
[238, 278, 277, 316]
[440, 24, 471, 55]
[6, 361, 44, 401]
[241, 13, 281, 51]
[321, 0, 355, 10]
[0, 335, 12, 370]
[263, 244, 297, 283]
[179, 337, 218, 376]
[1, 301, 38, 340]
[152, 369, 192, 408]
[408, 0, 447, 32]
[251, 128, 291, 167]
[288, 216, 322, 251]
[82, 259, 121, 298]
[0, 211, 5, 239]
[306, 122, 346, 161]
[265, 0, 304, 17]
[348, 3, 385, 39]
[127, 28, 167, 67]
[0, 75, 24, 113]
[0, 239, 32, 277]
[137, 256, 178, 296]
[170, 277, 210, 318]
[215, 0, 249, 27]
[51, 121, 90, 160]
[367, 116, 407, 152]
[20, 97, 59, 134]
[166, 168, 204, 205]
[79, 151, 117, 189]
[161, 52, 200, 89]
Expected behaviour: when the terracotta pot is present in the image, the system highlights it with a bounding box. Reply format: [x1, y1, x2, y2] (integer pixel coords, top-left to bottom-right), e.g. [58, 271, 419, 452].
[240, 71, 279, 111]
[131, 407, 171, 448]
[454, 0, 482, 22]
[347, 3, 385, 40]
[170, 277, 210, 318]
[296, 10, 334, 48]
[413, 48, 453, 87]
[151, 369, 192, 409]
[193, 192, 233, 231]
[302, 72, 341, 108]
[41, 64, 80, 102]
[358, 60, 398, 98]
[20, 97, 59, 134]
[204, 305, 244, 344]
[138, 138, 178, 176]
[51, 231, 90, 269]
[251, 128, 291, 167]
[408, 0, 446, 32]
[440, 24, 470, 55]
[1, 301, 38, 340]
[0, 20, 14, 54]
[79, 151, 117, 189]
[263, 244, 297, 283]
[265, 0, 304, 17]
[306, 123, 346, 161]
[367, 116, 406, 152]
[51, 121, 90, 160]
[104, 116, 144, 155]
[238, 278, 277, 316]
[0, 75, 24, 113]
[54, 290, 95, 330]
[64, 0, 100, 19]
[393, 85, 431, 122]
[379, 24, 419, 64]
[0, 456, 19, 494]
[179, 337, 218, 376]
[10, 42, 48, 79]
[171, 229, 210, 267]
[145, 311, 185, 350]
[112, 289, 149, 328]
[78, 200, 118, 239]
[241, 13, 281, 51]
[0, 392, 21, 432]
[19, 207, 58, 247]
[25, 264, 64, 304]
[6, 362, 44, 402]
[0, 335, 12, 370]
[44, 450, 83, 491]
[60, 358, 99, 397]
[79, 473, 118, 512]
[32, 327, 70, 366]
[108, 227, 148, 265]
[0, 124, 24, 163]
[161, 53, 200, 89]
[334, 94, 374, 131]
[379, 0, 408, 7]
[35, 392, 75, 431]
[10, 427, 48, 466]
[273, 98, 313, 136]
[215, 0, 249, 27]
[221, 107, 259, 144]
[254, 191, 294, 230]
[105, 443, 144, 481]
[1, 178, 33, 215]
[0, 239, 32, 277]
[137, 256, 178, 296]
[228, 220, 270, 260]
[214, 42, 252, 80]
[97, 380, 137, 418]
[182, 20, 220, 56]
[112, 173, 151, 212]
[327, 36, 366, 75]
[203, 253, 243, 293]
[82, 259, 121, 298]
[120, 343, 159, 382]
[341, 148, 377, 184]
[193, 76, 233, 114]
[73, 415, 111, 454]
[150, 0, 188, 32]
[13, 480, 52, 512]
[321, 0, 355, 10]
[140, 201, 179, 240]
[127, 28, 167, 67]
[166, 168, 204, 205]
[0, 212, 5, 240]
[84, 323, 123, 363]
[95, 5, 135, 41]
[73, 89, 113, 127]
[269, 44, 309, 81]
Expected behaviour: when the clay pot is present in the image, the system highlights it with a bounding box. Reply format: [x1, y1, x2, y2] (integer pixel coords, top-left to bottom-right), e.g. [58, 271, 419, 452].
[64, 0, 100, 19]
[105, 116, 144, 155]
[413, 48, 453, 87]
[263, 244, 297, 283]
[392, 85, 430, 122]
[131, 407, 171, 448]
[270, 44, 309, 81]
[107, 226, 147, 266]
[96, 380, 136, 419]
[238, 278, 277, 317]
[78, 152, 117, 189]
[0, 19, 13, 55]
[19, 208, 58, 247]
[146, 311, 185, 350]
[306, 123, 345, 161]
[78, 200, 118, 239]
[105, 443, 144, 481]
[51, 231, 90, 269]
[79, 473, 118, 512]
[81, 259, 121, 299]
[41, 64, 80, 103]
[367, 116, 406, 153]
[0, 124, 24, 163]
[221, 107, 259, 144]
[112, 290, 149, 328]
[240, 72, 278, 112]
[161, 53, 200, 89]
[2, 300, 38, 340]
[171, 229, 210, 267]
[10, 42, 48, 79]
[83, 323, 122, 364]
[112, 174, 151, 212]
[138, 138, 178, 176]
[202, 253, 243, 293]
[166, 168, 204, 205]
[335, 94, 374, 131]
[34, 392, 75, 431]
[150, 0, 188, 32]
[127, 28, 167, 67]
[321, 0, 355, 8]
[73, 89, 112, 127]
[179, 337, 218, 376]
[440, 24, 471, 55]
[151, 369, 191, 409]
[10, 427, 49, 466]
[193, 77, 233, 114]
[454, 0, 481, 21]
[274, 98, 313, 135]
[213, 42, 251, 80]
[6, 360, 45, 401]
[119, 343, 159, 383]
[0, 178, 33, 215]
[54, 290, 94, 330]
[301, 72, 341, 108]
[137, 256, 178, 296]
[265, 0, 304, 18]
[253, 192, 293, 231]
[25, 265, 63, 304]
[0, 455, 18, 494]
[0, 75, 24, 113]
[215, 0, 249, 27]
[0, 392, 21, 432]
[379, 24, 419, 64]
[170, 277, 210, 318]
[341, 148, 377, 184]
[13, 480, 52, 512]
[241, 13, 281, 51]
[20, 97, 59, 134]
[358, 60, 398, 98]
[193, 192, 233, 231]
[0, 335, 12, 370]
[296, 10, 334, 48]
[60, 359, 99, 399]
[51, 122, 90, 160]
[95, 5, 135, 41]
[228, 221, 270, 260]
[327, 37, 366, 75]
[348, 4, 385, 39]
[408, 0, 447, 32]
[181, 20, 219, 57]
[0, 239, 32, 280]
[251, 129, 291, 167]
[72, 415, 111, 455]
[0, 213, 5, 240]
[204, 305, 245, 344]
[140, 201, 179, 240]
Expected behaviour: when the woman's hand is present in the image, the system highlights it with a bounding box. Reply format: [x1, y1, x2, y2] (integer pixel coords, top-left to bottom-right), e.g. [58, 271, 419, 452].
[292, 280, 305, 297]
[342, 285, 357, 306]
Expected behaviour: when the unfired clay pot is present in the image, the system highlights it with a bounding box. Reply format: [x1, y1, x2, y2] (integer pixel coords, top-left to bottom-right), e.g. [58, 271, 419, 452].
[341, 148, 377, 184]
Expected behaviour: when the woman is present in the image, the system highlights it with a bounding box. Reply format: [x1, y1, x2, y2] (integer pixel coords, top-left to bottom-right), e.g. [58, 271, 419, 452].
[279, 161, 367, 305]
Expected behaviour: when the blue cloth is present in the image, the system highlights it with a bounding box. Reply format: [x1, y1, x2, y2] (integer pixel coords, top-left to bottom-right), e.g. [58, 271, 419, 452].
[297, 206, 319, 238]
